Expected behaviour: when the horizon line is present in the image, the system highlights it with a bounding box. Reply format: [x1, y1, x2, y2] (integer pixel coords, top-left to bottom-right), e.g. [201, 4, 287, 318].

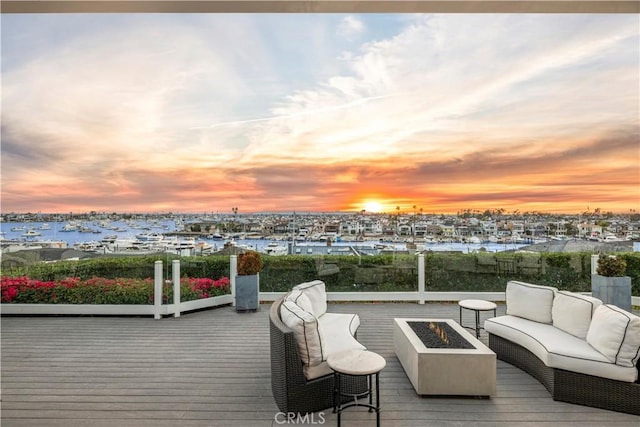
[2, 209, 638, 216]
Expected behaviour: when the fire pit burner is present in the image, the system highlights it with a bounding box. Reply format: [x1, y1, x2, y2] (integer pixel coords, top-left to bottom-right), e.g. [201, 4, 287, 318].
[407, 321, 475, 349]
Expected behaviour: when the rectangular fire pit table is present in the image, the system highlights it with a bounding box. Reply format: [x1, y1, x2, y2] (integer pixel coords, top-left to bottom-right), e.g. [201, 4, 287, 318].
[393, 318, 496, 397]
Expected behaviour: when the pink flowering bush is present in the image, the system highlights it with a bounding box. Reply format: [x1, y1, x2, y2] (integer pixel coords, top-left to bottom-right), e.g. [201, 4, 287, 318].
[181, 277, 230, 300]
[1, 275, 230, 305]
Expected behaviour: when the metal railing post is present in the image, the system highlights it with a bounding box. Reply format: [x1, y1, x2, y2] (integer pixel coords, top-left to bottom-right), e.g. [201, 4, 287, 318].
[418, 253, 425, 304]
[230, 255, 237, 307]
[154, 260, 163, 320]
[173, 259, 181, 318]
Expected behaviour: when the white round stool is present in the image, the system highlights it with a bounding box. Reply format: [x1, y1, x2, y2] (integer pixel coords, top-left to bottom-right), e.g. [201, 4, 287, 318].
[327, 349, 386, 427]
[458, 299, 497, 338]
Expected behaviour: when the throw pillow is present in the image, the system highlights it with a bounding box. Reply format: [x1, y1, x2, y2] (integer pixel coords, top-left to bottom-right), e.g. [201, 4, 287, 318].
[586, 304, 640, 367]
[284, 288, 314, 314]
[293, 280, 327, 317]
[280, 300, 324, 366]
[506, 281, 557, 324]
[552, 291, 602, 339]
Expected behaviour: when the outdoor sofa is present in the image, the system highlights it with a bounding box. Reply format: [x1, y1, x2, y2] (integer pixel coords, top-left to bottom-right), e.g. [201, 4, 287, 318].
[485, 280, 640, 415]
[269, 280, 367, 414]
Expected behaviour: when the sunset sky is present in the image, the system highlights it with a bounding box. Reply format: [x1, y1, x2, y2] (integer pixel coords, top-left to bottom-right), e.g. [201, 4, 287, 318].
[1, 13, 638, 214]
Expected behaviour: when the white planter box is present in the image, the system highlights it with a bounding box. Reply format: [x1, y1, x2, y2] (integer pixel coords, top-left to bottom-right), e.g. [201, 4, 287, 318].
[0, 294, 233, 318]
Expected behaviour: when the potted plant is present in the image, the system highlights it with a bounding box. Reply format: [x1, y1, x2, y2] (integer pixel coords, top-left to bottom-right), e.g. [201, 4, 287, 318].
[592, 254, 632, 311]
[235, 250, 263, 312]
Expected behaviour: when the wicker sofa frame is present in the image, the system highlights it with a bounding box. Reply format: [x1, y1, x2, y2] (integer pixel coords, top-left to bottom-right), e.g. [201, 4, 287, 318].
[269, 296, 367, 414]
[489, 333, 640, 415]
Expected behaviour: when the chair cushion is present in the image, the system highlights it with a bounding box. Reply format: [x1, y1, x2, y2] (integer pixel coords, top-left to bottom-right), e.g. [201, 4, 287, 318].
[552, 291, 602, 339]
[280, 300, 324, 367]
[293, 280, 327, 317]
[586, 304, 640, 368]
[318, 313, 366, 356]
[300, 313, 367, 380]
[506, 281, 557, 324]
[303, 361, 333, 380]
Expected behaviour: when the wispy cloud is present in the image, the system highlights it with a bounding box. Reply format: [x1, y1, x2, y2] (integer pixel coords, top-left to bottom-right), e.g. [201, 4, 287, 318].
[1, 14, 638, 213]
[338, 15, 365, 39]
[190, 94, 395, 130]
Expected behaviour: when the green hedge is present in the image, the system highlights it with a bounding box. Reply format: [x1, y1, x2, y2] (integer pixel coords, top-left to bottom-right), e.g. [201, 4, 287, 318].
[4, 252, 640, 296]
[3, 255, 230, 283]
[263, 252, 639, 295]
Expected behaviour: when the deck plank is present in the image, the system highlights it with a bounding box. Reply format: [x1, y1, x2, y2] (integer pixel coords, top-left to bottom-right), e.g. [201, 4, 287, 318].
[2, 303, 639, 426]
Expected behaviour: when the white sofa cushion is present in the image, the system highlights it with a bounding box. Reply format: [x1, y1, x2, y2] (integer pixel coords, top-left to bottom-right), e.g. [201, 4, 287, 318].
[280, 300, 324, 367]
[506, 281, 557, 324]
[552, 291, 602, 339]
[586, 305, 640, 368]
[485, 315, 638, 382]
[284, 288, 314, 314]
[293, 280, 327, 317]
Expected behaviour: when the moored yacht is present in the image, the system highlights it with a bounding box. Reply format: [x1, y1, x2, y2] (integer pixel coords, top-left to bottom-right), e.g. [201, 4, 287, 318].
[101, 235, 118, 244]
[60, 223, 78, 232]
[136, 232, 164, 242]
[262, 242, 288, 256]
[22, 228, 42, 237]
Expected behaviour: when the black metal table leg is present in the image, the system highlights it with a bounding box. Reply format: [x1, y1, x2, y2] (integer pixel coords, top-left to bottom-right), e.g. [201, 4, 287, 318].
[328, 350, 385, 427]
[333, 371, 340, 414]
[375, 372, 381, 427]
[336, 370, 342, 426]
[368, 373, 373, 412]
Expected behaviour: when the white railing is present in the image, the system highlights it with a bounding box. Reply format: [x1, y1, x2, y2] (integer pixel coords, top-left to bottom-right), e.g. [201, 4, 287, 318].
[1, 260, 233, 319]
[233, 253, 640, 306]
[2, 256, 639, 319]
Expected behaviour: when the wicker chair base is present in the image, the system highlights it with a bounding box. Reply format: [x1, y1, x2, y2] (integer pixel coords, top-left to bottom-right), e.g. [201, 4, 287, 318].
[489, 334, 640, 415]
[270, 297, 368, 414]
[554, 367, 640, 415]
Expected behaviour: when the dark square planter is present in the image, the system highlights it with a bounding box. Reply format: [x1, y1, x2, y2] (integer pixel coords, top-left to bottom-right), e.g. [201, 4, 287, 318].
[236, 274, 259, 311]
[591, 274, 632, 312]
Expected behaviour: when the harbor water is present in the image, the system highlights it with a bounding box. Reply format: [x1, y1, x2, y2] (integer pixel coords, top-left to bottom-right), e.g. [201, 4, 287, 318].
[0, 220, 528, 254]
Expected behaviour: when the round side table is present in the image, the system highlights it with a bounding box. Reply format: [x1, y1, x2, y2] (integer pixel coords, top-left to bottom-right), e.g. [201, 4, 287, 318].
[327, 349, 386, 427]
[458, 299, 497, 338]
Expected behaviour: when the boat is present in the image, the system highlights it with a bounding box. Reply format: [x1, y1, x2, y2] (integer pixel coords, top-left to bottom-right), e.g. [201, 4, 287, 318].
[10, 226, 26, 232]
[39, 223, 52, 230]
[60, 223, 78, 232]
[22, 228, 42, 237]
[263, 242, 288, 256]
[601, 233, 623, 242]
[73, 241, 104, 252]
[194, 240, 214, 255]
[78, 225, 101, 233]
[136, 232, 164, 242]
[101, 235, 118, 244]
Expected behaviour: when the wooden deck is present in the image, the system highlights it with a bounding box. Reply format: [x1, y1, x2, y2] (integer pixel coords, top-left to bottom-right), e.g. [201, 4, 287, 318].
[2, 303, 639, 426]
